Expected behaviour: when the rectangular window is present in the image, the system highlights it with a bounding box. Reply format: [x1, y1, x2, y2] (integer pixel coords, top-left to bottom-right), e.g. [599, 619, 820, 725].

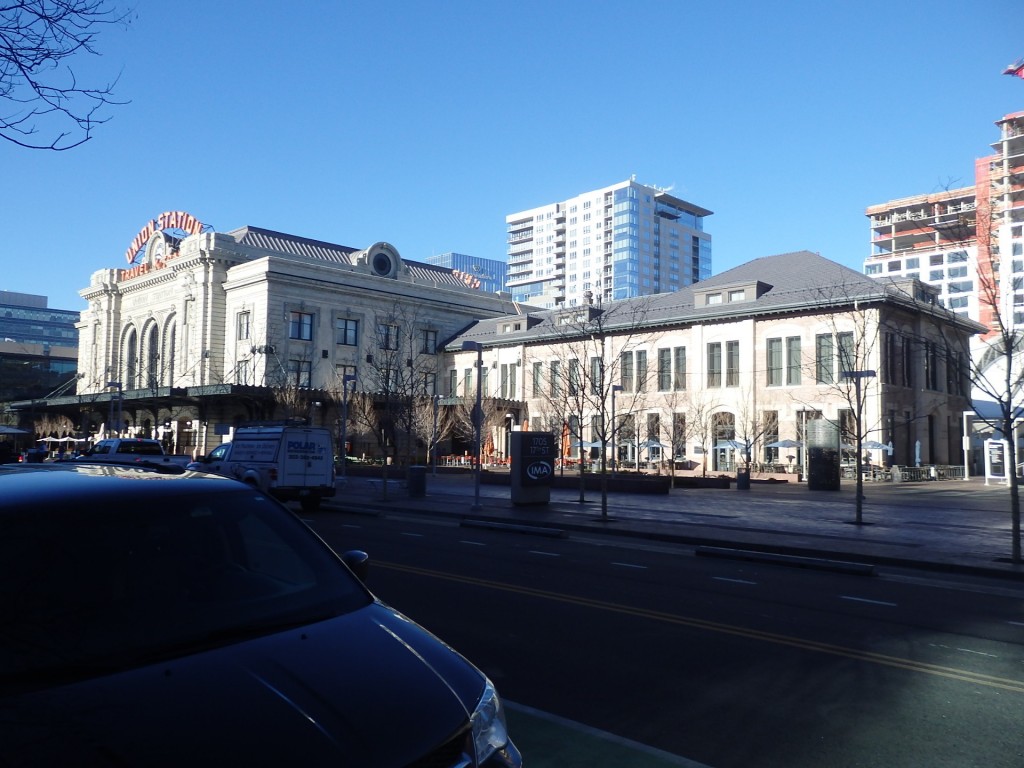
[925, 342, 939, 390]
[707, 342, 722, 387]
[236, 359, 251, 385]
[726, 341, 739, 387]
[236, 311, 250, 341]
[766, 338, 783, 386]
[815, 334, 834, 384]
[786, 337, 801, 385]
[287, 359, 311, 388]
[336, 364, 357, 385]
[463, 368, 472, 398]
[620, 351, 634, 392]
[500, 363, 511, 399]
[837, 332, 854, 377]
[377, 367, 396, 392]
[550, 360, 561, 396]
[448, 369, 458, 396]
[672, 413, 686, 459]
[421, 329, 438, 354]
[335, 318, 358, 346]
[763, 411, 779, 462]
[636, 350, 648, 392]
[646, 413, 661, 459]
[289, 311, 313, 341]
[673, 347, 686, 390]
[657, 348, 672, 391]
[424, 372, 437, 396]
[590, 356, 603, 395]
[569, 359, 581, 395]
[532, 361, 543, 397]
[377, 323, 399, 351]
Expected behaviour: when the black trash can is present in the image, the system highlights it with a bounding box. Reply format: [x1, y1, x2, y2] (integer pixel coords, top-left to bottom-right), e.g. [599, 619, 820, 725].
[24, 448, 46, 464]
[407, 465, 427, 498]
[735, 466, 750, 491]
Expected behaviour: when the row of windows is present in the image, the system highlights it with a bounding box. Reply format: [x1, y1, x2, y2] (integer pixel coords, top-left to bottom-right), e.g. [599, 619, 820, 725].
[236, 311, 438, 354]
[242, 358, 441, 395]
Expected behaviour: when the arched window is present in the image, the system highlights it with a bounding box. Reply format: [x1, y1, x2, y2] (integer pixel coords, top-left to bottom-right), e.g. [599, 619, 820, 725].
[163, 320, 176, 386]
[146, 325, 159, 389]
[123, 329, 138, 389]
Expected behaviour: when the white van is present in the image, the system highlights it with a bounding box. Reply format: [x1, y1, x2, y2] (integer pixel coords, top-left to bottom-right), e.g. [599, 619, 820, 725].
[190, 425, 336, 511]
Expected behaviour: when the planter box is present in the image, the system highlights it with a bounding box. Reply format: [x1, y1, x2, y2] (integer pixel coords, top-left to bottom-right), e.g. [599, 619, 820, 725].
[672, 475, 732, 489]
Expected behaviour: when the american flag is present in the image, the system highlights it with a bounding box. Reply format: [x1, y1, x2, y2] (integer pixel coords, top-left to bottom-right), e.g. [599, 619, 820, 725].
[1003, 58, 1024, 79]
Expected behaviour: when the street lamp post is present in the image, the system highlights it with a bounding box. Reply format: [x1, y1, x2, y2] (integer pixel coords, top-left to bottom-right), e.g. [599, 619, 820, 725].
[505, 412, 516, 461]
[432, 394, 440, 476]
[462, 341, 483, 512]
[610, 384, 623, 473]
[106, 381, 123, 437]
[841, 369, 876, 525]
[339, 374, 356, 482]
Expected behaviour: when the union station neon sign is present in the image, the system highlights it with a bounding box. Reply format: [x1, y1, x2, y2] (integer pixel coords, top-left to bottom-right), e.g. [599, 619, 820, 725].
[120, 211, 208, 281]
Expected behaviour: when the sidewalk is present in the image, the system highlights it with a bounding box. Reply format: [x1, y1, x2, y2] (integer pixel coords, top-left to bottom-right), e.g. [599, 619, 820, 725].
[322, 471, 1024, 580]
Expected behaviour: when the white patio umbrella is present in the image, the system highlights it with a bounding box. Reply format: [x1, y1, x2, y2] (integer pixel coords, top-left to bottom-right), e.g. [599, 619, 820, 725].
[766, 439, 802, 449]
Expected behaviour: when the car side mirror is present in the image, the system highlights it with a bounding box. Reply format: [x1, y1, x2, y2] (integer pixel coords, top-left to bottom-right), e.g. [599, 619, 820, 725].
[341, 550, 369, 582]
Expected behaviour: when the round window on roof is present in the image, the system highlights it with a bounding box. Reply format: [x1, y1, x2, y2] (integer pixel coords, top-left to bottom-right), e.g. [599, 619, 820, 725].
[372, 252, 393, 276]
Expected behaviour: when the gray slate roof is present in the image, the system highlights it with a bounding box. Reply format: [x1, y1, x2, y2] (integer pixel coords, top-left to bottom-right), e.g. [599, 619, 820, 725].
[445, 250, 983, 349]
[226, 226, 483, 290]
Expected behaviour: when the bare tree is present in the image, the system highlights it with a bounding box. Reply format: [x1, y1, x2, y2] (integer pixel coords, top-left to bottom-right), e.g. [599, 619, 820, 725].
[524, 297, 654, 519]
[1, 0, 131, 150]
[929, 175, 1024, 562]
[733, 386, 782, 476]
[686, 388, 719, 478]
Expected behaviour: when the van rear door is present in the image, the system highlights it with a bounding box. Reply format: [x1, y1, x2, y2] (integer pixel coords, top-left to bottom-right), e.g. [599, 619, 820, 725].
[279, 429, 333, 488]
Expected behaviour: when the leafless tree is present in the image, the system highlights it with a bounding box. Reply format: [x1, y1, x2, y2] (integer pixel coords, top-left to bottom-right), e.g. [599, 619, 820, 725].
[929, 177, 1024, 562]
[1, 0, 132, 150]
[524, 296, 654, 519]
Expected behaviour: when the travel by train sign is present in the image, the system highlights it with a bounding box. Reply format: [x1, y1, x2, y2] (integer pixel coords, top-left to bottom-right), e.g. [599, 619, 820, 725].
[119, 211, 209, 282]
[124, 211, 208, 265]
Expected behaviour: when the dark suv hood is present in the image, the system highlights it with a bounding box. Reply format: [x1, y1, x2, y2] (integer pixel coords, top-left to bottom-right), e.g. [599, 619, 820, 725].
[2, 603, 485, 767]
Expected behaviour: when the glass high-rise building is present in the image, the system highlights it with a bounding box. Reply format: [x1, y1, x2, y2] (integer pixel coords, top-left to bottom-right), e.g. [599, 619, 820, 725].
[505, 179, 712, 307]
[423, 252, 507, 294]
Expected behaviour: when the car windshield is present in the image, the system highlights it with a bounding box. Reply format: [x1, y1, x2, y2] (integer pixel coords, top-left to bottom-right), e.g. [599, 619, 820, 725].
[1, 487, 371, 692]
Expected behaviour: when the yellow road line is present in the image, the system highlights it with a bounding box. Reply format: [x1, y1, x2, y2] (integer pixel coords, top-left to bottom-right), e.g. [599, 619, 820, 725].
[379, 560, 1024, 694]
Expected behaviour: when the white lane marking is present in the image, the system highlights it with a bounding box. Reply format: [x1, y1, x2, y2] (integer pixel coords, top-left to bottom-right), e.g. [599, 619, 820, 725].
[612, 562, 648, 570]
[400, 532, 425, 538]
[460, 540, 486, 546]
[840, 595, 898, 607]
[341, 523, 362, 529]
[529, 551, 561, 557]
[713, 576, 758, 585]
[1008, 620, 1024, 627]
[957, 647, 999, 658]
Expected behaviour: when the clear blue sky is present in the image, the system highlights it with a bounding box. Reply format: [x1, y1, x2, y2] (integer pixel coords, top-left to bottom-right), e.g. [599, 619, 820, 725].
[3, 0, 1022, 311]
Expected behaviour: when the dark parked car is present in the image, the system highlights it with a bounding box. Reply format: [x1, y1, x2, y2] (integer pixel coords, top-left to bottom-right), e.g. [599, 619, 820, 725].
[0, 463, 522, 767]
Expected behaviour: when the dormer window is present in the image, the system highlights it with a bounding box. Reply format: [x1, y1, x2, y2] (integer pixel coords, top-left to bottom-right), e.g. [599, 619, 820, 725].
[728, 289, 746, 302]
[706, 293, 722, 306]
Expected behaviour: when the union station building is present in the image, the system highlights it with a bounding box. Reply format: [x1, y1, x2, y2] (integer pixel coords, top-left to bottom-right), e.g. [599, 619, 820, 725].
[21, 213, 984, 473]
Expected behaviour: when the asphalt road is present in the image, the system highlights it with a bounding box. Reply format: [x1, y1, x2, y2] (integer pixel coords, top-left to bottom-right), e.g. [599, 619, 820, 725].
[307, 509, 1024, 768]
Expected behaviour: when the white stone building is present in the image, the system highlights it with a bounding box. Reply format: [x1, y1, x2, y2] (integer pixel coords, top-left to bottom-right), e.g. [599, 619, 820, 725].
[448, 251, 982, 474]
[64, 215, 528, 456]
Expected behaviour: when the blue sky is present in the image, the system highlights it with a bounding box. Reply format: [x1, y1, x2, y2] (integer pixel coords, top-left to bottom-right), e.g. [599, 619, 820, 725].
[3, 0, 1022, 310]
